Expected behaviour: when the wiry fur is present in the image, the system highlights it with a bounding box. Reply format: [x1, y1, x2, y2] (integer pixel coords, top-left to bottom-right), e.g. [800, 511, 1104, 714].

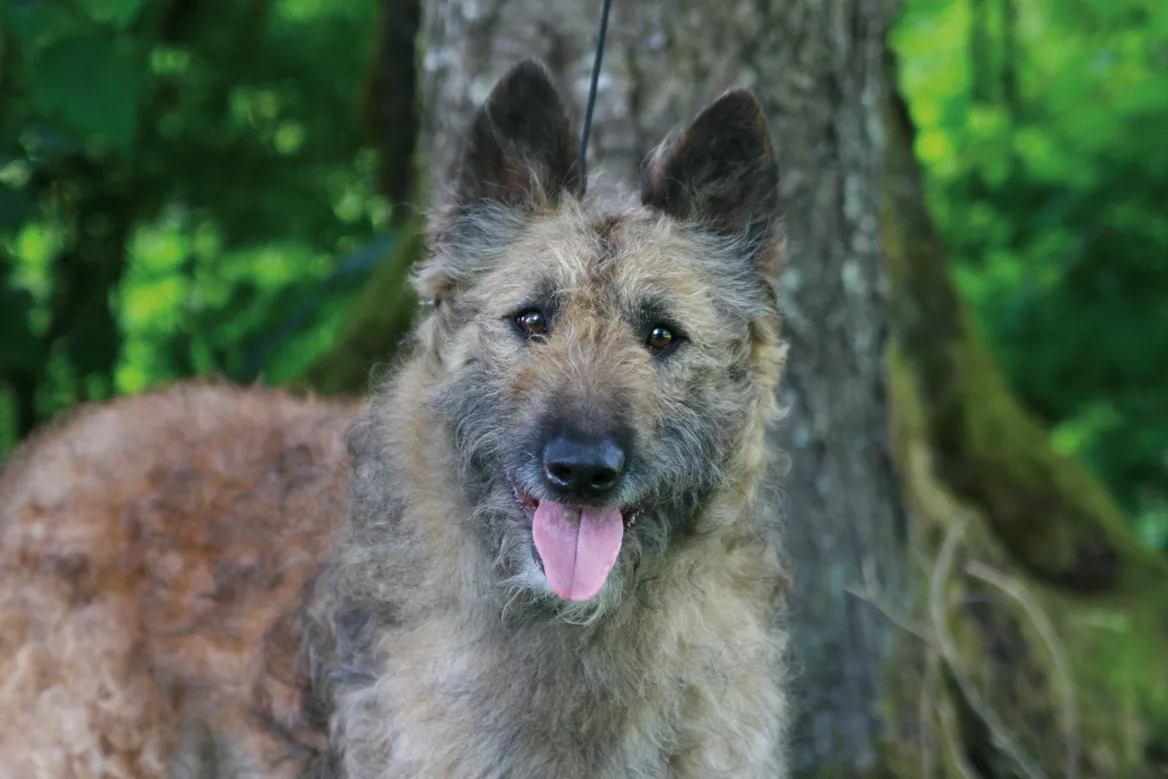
[0, 58, 791, 777]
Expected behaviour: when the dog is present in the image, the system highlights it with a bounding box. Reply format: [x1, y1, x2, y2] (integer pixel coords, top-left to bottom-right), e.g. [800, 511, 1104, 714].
[0, 58, 791, 778]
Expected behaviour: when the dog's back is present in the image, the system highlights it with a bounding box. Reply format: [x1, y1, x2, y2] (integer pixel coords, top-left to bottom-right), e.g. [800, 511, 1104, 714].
[0, 382, 354, 778]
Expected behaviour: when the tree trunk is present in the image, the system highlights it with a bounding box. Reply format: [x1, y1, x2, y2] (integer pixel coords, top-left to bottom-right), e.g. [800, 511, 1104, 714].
[420, 1, 906, 774]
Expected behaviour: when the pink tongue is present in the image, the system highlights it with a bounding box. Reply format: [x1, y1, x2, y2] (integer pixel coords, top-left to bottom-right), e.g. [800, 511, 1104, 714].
[531, 501, 625, 602]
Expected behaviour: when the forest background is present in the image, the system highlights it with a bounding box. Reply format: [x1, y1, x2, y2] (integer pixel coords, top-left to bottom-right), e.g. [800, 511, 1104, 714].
[1, 0, 1165, 775]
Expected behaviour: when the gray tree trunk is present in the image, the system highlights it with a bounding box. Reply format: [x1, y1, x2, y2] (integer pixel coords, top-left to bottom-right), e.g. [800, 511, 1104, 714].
[419, 1, 907, 774]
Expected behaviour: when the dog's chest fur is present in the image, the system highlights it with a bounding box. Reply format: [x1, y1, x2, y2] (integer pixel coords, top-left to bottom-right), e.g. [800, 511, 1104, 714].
[332, 551, 785, 779]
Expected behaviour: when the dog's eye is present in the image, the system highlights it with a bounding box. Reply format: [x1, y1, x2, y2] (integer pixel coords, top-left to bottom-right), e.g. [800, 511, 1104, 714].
[646, 325, 680, 356]
[516, 309, 548, 336]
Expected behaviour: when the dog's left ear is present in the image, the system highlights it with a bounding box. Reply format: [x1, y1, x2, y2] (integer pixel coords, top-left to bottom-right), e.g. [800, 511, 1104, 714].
[641, 88, 779, 270]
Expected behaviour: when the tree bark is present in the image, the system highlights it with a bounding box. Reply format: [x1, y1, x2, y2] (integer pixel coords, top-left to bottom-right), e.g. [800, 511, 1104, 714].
[362, 0, 423, 216]
[419, 1, 906, 774]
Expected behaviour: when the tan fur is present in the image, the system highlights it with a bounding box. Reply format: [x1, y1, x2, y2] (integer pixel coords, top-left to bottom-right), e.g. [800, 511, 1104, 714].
[0, 382, 356, 778]
[1, 59, 791, 778]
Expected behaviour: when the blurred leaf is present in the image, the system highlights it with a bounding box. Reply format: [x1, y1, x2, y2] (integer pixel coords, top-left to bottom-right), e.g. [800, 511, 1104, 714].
[0, 188, 32, 231]
[29, 36, 142, 156]
[0, 286, 42, 374]
[1, 2, 81, 51]
[243, 231, 398, 381]
[78, 0, 144, 30]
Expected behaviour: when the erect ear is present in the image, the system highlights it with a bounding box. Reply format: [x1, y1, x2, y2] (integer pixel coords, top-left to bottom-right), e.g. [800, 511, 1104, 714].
[455, 58, 583, 210]
[641, 88, 779, 254]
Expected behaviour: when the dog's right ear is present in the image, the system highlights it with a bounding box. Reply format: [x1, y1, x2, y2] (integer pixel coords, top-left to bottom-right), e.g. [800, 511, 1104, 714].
[417, 60, 581, 308]
[454, 58, 583, 211]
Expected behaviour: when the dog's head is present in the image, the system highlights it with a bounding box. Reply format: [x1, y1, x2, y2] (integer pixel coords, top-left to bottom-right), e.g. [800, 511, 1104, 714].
[414, 59, 784, 614]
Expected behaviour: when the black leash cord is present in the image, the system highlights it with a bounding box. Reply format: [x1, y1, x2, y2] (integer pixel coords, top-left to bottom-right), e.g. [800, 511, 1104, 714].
[579, 0, 613, 185]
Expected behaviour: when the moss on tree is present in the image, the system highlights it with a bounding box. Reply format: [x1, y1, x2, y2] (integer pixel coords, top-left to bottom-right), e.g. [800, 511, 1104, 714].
[881, 48, 1164, 596]
[301, 216, 424, 396]
[875, 48, 1168, 778]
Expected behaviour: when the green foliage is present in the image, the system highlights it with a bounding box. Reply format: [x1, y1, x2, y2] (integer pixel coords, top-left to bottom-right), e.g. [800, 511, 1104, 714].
[30, 36, 142, 155]
[0, 0, 389, 458]
[77, 0, 145, 30]
[893, 0, 1168, 548]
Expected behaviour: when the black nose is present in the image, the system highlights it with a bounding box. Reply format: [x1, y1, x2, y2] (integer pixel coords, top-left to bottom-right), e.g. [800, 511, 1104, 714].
[542, 433, 626, 500]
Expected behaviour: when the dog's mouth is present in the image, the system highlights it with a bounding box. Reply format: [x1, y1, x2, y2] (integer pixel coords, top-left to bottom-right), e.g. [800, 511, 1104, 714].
[509, 479, 638, 603]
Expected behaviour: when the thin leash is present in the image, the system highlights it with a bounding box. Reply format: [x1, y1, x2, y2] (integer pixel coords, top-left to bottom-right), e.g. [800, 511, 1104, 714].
[579, 0, 614, 186]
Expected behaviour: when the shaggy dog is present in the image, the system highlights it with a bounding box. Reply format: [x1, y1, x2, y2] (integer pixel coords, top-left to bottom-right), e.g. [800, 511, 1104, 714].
[0, 58, 791, 778]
